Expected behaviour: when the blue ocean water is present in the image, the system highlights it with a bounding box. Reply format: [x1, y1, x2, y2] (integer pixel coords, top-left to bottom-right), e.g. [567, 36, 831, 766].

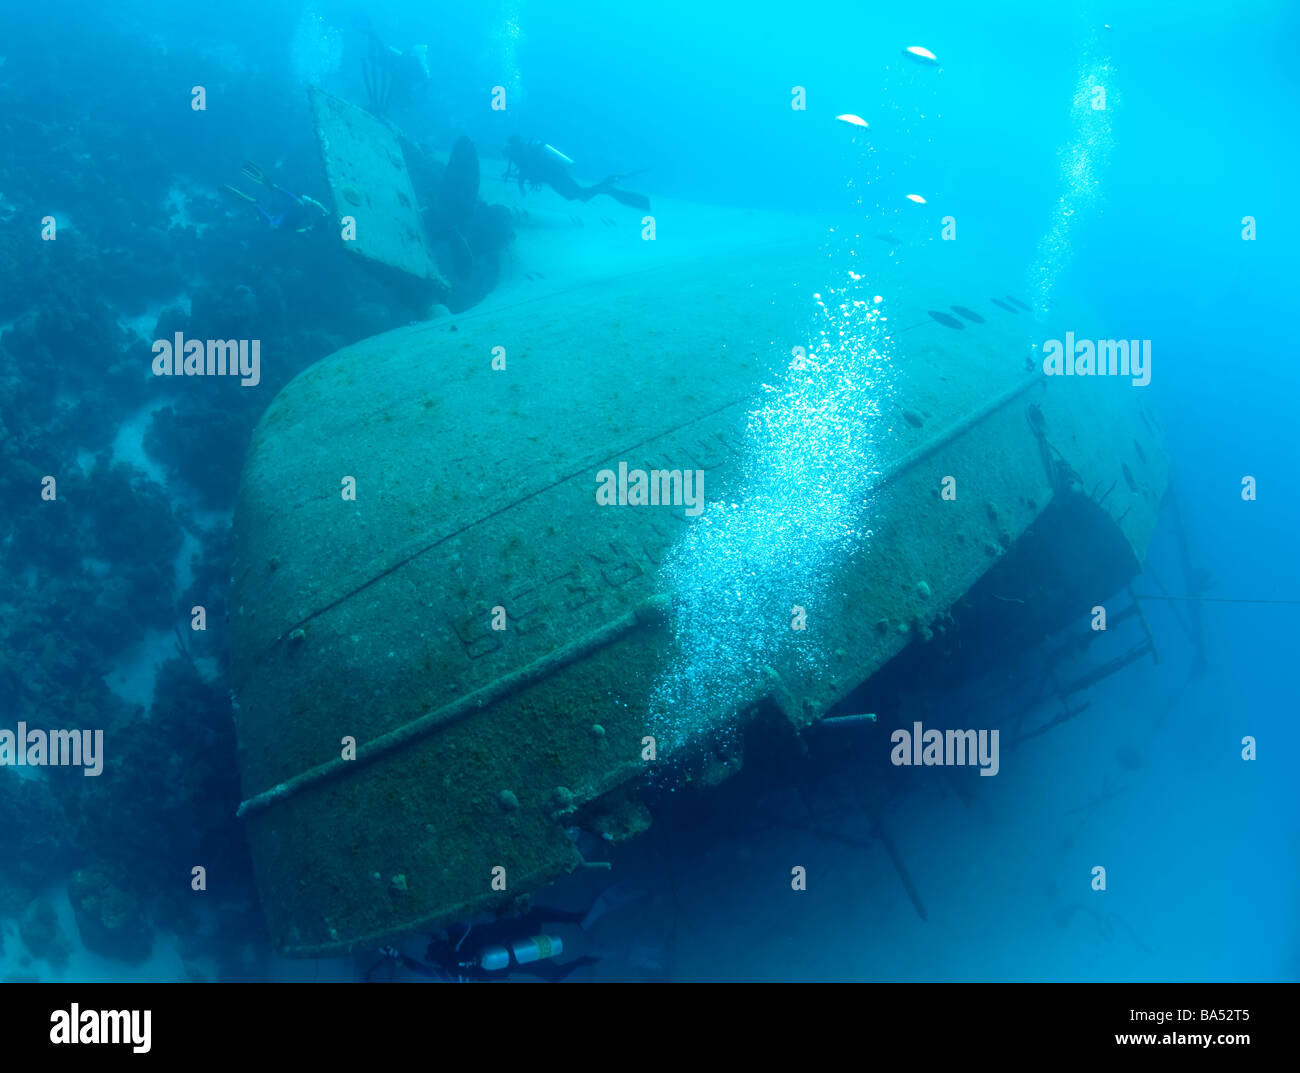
[0, 0, 1294, 983]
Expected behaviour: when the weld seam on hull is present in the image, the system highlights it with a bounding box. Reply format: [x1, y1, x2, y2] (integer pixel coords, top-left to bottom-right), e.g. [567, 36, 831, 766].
[236, 595, 670, 818]
[881, 373, 1043, 483]
[249, 397, 742, 664]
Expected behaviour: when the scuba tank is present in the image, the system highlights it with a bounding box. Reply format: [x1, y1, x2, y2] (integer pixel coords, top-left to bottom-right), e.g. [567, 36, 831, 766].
[475, 935, 564, 972]
[541, 144, 574, 168]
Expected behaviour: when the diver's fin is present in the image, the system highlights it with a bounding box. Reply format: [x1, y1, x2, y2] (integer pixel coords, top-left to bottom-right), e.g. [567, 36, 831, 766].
[606, 188, 651, 212]
[595, 175, 651, 211]
[396, 952, 454, 981]
[223, 184, 257, 204]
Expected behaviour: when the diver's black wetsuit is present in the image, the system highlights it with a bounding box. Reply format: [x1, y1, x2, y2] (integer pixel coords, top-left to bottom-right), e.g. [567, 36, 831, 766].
[504, 138, 650, 211]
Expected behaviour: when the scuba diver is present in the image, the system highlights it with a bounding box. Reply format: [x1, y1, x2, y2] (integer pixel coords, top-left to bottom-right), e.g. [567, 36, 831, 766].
[355, 16, 431, 118]
[503, 135, 651, 211]
[365, 883, 648, 983]
[224, 162, 329, 233]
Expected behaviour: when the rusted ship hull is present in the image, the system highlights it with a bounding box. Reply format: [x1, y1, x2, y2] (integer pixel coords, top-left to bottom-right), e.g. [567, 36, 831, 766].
[230, 235, 1167, 955]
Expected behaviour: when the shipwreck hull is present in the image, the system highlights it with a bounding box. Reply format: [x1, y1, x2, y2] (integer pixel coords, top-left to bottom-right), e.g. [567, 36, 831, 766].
[230, 235, 1168, 956]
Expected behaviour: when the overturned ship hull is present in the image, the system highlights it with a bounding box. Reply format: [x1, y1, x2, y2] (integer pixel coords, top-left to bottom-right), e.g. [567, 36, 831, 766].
[229, 223, 1168, 956]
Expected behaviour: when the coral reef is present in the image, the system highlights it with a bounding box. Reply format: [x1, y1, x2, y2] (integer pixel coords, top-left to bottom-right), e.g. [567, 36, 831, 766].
[18, 899, 71, 967]
[67, 868, 154, 964]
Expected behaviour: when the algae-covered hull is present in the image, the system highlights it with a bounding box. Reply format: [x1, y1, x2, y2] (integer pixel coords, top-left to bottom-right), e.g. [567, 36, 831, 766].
[229, 233, 1167, 956]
